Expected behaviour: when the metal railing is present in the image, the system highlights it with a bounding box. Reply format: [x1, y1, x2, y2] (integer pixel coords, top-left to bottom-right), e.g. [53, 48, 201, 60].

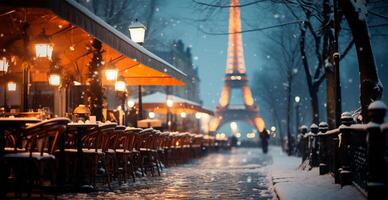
[297, 101, 387, 199]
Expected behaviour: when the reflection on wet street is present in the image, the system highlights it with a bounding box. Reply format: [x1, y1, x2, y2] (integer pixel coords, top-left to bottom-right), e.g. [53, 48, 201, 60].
[60, 148, 274, 199]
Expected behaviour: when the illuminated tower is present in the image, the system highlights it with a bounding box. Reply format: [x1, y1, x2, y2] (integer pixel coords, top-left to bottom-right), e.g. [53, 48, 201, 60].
[210, 0, 265, 134]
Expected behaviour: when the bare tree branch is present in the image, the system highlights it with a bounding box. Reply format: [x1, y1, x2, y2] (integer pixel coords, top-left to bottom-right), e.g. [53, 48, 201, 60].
[192, 0, 266, 8]
[340, 38, 354, 61]
[199, 20, 303, 35]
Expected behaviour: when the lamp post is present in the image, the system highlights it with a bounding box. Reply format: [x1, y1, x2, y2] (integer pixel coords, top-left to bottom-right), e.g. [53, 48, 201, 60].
[129, 19, 146, 121]
[127, 99, 136, 126]
[166, 98, 174, 131]
[195, 112, 202, 133]
[295, 96, 301, 135]
[115, 77, 127, 125]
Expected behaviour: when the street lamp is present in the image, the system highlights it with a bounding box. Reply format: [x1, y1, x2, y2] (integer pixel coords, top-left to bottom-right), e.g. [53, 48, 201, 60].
[166, 98, 174, 131]
[128, 19, 147, 45]
[195, 112, 202, 133]
[295, 96, 300, 103]
[129, 19, 147, 120]
[270, 126, 276, 132]
[289, 95, 301, 156]
[115, 77, 127, 125]
[35, 29, 53, 60]
[294, 96, 301, 136]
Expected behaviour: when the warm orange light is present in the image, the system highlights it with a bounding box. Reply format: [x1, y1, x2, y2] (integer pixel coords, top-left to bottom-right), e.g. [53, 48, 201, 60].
[254, 117, 265, 132]
[242, 86, 254, 106]
[7, 81, 16, 91]
[219, 86, 230, 107]
[180, 112, 187, 118]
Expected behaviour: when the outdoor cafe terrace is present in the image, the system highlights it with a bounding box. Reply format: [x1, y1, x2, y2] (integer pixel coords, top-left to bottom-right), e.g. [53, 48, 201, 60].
[0, 0, 224, 198]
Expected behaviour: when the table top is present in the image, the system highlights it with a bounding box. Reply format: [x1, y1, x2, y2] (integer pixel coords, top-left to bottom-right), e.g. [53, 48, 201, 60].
[0, 117, 41, 124]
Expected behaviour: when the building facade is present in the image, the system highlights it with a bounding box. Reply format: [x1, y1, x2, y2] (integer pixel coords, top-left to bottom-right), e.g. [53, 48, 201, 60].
[148, 40, 201, 104]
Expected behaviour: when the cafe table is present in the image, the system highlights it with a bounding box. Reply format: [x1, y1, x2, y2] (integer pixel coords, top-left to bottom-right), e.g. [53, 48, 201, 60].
[0, 117, 41, 198]
[66, 122, 98, 190]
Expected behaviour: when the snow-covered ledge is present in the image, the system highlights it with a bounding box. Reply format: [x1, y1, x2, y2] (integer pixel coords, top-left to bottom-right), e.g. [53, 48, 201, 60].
[266, 146, 365, 200]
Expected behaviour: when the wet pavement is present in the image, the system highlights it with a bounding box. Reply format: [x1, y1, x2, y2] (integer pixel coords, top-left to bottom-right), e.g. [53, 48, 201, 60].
[59, 148, 274, 199]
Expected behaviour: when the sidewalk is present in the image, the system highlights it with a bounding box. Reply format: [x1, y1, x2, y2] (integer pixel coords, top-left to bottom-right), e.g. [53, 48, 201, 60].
[267, 146, 365, 200]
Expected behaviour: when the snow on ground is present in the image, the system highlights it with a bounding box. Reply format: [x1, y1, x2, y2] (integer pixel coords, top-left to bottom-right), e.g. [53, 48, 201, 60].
[266, 146, 365, 200]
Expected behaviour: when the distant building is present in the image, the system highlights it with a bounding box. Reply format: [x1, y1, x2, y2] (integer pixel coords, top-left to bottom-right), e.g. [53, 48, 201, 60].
[148, 40, 201, 104]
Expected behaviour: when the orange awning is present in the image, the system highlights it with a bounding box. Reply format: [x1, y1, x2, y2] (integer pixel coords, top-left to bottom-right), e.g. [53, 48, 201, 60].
[0, 0, 187, 86]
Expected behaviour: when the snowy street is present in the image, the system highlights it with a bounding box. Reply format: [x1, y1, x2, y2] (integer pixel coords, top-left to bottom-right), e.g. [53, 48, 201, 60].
[60, 148, 274, 199]
[58, 146, 366, 200]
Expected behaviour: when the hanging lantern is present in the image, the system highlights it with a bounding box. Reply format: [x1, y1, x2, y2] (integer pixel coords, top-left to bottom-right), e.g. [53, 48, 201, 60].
[35, 29, 53, 60]
[0, 57, 9, 73]
[128, 19, 147, 45]
[105, 65, 118, 81]
[48, 73, 61, 86]
[7, 81, 16, 91]
[115, 79, 126, 92]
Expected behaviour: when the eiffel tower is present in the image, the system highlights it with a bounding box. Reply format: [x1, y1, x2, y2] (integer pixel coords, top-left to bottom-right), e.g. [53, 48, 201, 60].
[209, 0, 265, 134]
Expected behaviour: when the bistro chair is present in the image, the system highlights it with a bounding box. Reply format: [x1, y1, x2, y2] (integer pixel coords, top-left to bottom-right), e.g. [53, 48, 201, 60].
[136, 128, 161, 176]
[4, 117, 70, 199]
[122, 127, 142, 182]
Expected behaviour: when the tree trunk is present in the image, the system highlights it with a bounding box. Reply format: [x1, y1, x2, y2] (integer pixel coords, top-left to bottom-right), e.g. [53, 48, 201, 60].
[339, 0, 383, 122]
[300, 22, 320, 125]
[286, 74, 292, 155]
[311, 90, 320, 124]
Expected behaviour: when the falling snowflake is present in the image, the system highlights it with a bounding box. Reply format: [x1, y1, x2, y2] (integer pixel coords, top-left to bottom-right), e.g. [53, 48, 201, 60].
[155, 7, 160, 12]
[193, 56, 199, 60]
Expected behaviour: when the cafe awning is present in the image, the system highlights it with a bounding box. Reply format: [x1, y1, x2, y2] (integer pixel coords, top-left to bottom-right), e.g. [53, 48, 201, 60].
[138, 92, 213, 115]
[0, 0, 187, 86]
